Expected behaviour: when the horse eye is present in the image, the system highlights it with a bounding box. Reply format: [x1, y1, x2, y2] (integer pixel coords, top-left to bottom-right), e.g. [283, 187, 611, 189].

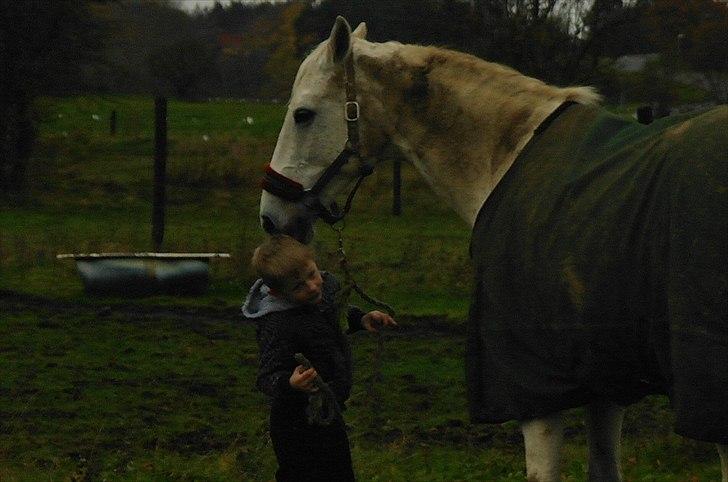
[293, 108, 315, 125]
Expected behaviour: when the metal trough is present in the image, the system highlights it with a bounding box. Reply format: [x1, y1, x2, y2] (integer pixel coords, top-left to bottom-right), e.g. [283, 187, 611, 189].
[57, 252, 230, 296]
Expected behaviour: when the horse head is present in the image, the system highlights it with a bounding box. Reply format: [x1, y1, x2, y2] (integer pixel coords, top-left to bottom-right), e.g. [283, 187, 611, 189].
[259, 17, 377, 243]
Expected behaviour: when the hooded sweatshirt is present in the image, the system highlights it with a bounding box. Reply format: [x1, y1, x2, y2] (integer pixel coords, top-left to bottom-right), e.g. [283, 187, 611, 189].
[242, 272, 365, 409]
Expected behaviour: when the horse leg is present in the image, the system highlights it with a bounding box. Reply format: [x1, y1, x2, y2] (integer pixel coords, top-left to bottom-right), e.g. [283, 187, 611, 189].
[718, 444, 728, 482]
[585, 401, 624, 481]
[522, 412, 564, 482]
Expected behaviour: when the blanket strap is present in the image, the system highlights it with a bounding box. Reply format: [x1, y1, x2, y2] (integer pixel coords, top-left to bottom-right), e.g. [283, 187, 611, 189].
[534, 100, 578, 136]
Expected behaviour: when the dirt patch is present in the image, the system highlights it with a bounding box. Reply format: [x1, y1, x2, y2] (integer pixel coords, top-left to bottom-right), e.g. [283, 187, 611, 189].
[1, 289, 241, 323]
[1, 289, 464, 335]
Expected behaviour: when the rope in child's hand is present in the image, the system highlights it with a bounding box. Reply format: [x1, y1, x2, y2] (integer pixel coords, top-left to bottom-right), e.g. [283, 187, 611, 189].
[294, 353, 341, 426]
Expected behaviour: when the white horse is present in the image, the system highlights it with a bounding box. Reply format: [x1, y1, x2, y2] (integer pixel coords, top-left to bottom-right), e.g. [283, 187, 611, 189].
[258, 17, 728, 482]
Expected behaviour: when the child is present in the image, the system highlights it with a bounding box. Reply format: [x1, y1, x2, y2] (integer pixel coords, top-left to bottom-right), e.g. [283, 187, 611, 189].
[242, 234, 396, 481]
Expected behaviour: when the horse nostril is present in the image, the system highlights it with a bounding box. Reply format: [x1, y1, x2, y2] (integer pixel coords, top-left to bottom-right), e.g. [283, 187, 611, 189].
[291, 216, 314, 244]
[261, 216, 278, 234]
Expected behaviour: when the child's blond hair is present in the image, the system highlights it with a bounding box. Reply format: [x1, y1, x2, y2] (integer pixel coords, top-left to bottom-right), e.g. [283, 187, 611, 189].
[251, 235, 315, 291]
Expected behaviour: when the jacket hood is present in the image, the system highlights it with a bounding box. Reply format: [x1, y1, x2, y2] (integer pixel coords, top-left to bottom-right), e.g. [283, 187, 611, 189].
[241, 279, 298, 319]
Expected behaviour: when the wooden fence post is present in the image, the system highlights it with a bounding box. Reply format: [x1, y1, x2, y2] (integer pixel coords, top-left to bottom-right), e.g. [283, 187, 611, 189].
[152, 97, 167, 252]
[110, 110, 117, 136]
[392, 158, 402, 216]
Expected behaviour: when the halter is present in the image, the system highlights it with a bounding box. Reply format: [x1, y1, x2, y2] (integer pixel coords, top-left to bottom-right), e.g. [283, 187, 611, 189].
[262, 52, 374, 225]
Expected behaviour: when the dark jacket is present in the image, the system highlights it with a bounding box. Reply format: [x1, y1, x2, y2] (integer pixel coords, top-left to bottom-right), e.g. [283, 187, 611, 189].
[243, 272, 365, 409]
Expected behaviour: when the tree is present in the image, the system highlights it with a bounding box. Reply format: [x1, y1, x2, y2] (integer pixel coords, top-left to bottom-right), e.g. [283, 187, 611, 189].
[0, 0, 101, 193]
[583, 0, 652, 58]
[148, 37, 219, 100]
[297, 0, 595, 84]
[260, 2, 309, 99]
[645, 0, 728, 102]
[688, 9, 728, 102]
[295, 0, 473, 50]
[194, 1, 293, 98]
[467, 0, 590, 83]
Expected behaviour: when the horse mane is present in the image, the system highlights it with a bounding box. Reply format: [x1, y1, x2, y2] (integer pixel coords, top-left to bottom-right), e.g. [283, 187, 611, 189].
[351, 40, 602, 223]
[357, 41, 602, 110]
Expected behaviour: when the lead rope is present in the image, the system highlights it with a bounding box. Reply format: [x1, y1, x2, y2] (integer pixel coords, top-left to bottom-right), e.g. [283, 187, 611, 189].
[331, 223, 395, 404]
[294, 353, 341, 426]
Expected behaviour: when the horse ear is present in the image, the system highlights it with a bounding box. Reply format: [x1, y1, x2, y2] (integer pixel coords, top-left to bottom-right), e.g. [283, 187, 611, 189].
[352, 22, 367, 39]
[328, 16, 352, 64]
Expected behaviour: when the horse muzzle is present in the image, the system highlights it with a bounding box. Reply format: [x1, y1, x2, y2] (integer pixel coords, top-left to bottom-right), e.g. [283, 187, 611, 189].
[259, 195, 316, 244]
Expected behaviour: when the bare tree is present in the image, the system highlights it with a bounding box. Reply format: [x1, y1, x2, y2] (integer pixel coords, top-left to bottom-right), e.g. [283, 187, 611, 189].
[0, 0, 100, 193]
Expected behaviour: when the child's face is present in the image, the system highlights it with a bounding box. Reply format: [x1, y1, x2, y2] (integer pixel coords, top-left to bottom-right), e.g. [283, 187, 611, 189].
[284, 260, 323, 305]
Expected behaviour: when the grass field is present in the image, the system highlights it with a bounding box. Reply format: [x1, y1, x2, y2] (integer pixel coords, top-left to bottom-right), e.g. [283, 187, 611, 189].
[2, 95, 472, 317]
[0, 96, 723, 480]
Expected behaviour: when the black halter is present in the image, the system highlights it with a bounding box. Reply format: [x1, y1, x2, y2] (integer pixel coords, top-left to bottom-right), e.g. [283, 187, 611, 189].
[262, 53, 373, 225]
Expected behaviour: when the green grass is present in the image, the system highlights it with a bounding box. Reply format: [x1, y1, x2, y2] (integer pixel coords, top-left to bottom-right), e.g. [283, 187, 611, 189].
[0, 301, 722, 481]
[3, 95, 473, 318]
[0, 96, 723, 480]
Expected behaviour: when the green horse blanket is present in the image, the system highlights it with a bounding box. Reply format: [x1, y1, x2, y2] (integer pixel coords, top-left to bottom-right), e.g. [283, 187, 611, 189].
[467, 104, 727, 444]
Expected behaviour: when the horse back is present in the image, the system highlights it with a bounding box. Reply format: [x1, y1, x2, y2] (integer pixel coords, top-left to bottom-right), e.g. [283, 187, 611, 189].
[467, 104, 727, 443]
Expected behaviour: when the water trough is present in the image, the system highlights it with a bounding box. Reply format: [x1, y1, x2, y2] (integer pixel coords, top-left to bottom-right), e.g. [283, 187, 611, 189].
[56, 252, 230, 296]
[57, 98, 231, 296]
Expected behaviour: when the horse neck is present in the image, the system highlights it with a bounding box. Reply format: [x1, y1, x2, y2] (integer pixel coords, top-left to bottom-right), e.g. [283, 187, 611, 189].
[357, 43, 595, 226]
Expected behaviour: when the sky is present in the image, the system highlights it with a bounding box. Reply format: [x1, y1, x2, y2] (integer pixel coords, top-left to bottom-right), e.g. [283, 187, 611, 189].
[172, 1, 233, 11]
[172, 0, 281, 12]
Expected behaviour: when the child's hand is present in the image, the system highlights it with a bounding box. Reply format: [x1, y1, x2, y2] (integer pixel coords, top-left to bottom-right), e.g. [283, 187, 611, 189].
[289, 365, 319, 392]
[361, 310, 397, 332]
